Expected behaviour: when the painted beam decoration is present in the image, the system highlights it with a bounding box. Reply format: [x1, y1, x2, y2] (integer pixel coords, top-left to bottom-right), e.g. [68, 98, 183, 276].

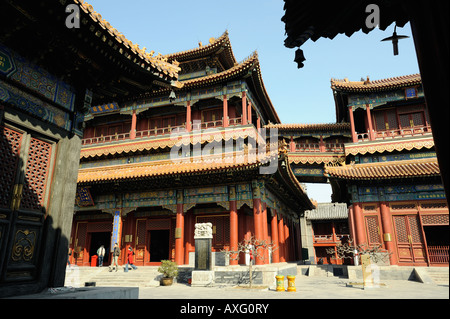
[0, 42, 84, 135]
[347, 86, 424, 111]
[350, 183, 446, 203]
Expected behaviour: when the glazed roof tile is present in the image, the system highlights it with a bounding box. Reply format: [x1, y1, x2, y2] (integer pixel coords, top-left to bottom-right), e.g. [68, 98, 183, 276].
[330, 74, 421, 92]
[164, 30, 237, 66]
[325, 158, 440, 180]
[305, 203, 348, 220]
[77, 150, 276, 183]
[179, 52, 258, 88]
[75, 0, 180, 79]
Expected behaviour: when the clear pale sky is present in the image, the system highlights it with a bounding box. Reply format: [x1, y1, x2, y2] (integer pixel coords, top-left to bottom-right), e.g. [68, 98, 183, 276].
[87, 0, 420, 202]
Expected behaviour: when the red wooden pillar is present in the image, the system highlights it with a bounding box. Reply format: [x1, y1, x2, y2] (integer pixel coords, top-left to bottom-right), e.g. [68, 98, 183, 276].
[366, 104, 374, 141]
[130, 110, 137, 139]
[290, 136, 295, 152]
[278, 215, 286, 262]
[229, 200, 238, 265]
[257, 117, 261, 132]
[247, 102, 252, 124]
[186, 101, 192, 132]
[271, 211, 280, 263]
[380, 202, 398, 265]
[319, 135, 326, 152]
[262, 202, 269, 263]
[348, 105, 358, 143]
[253, 198, 264, 265]
[175, 204, 185, 265]
[223, 95, 229, 128]
[352, 202, 366, 246]
[241, 91, 248, 125]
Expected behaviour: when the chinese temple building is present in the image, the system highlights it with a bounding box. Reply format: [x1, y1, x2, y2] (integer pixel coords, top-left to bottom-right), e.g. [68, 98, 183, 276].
[0, 0, 180, 297]
[326, 74, 448, 266]
[70, 31, 314, 268]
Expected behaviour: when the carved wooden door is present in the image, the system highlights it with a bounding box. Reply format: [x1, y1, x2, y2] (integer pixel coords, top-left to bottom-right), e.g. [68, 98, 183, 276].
[0, 124, 54, 281]
[393, 215, 427, 265]
[135, 219, 147, 266]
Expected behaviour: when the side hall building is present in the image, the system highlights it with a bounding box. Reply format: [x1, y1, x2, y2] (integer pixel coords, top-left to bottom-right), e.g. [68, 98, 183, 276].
[326, 74, 448, 266]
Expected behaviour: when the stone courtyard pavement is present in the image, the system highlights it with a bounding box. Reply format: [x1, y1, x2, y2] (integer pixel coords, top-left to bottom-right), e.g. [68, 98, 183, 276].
[138, 275, 449, 299]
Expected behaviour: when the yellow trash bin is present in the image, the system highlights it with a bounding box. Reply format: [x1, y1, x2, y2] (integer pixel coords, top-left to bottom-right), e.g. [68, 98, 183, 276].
[287, 275, 296, 292]
[275, 275, 284, 292]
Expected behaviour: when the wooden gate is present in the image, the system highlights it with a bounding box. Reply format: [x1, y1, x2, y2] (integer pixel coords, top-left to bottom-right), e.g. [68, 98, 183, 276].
[0, 125, 54, 281]
[393, 215, 427, 265]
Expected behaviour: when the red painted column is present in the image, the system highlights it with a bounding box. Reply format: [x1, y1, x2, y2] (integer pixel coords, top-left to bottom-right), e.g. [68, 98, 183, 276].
[229, 200, 238, 265]
[366, 104, 374, 141]
[247, 102, 252, 125]
[270, 211, 280, 263]
[175, 204, 185, 265]
[380, 202, 398, 265]
[130, 110, 137, 139]
[284, 221, 290, 261]
[253, 198, 264, 265]
[278, 215, 286, 262]
[262, 202, 269, 264]
[223, 95, 229, 128]
[257, 117, 261, 132]
[241, 91, 248, 125]
[186, 101, 192, 132]
[290, 136, 295, 152]
[352, 202, 366, 246]
[319, 135, 326, 152]
[348, 105, 358, 143]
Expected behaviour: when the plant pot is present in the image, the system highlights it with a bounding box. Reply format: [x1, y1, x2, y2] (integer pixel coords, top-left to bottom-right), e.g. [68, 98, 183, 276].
[160, 277, 173, 286]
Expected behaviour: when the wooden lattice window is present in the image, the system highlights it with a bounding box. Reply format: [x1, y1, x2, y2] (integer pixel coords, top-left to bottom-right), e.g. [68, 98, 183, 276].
[147, 219, 171, 230]
[20, 138, 52, 211]
[136, 219, 147, 246]
[365, 216, 381, 244]
[0, 126, 23, 208]
[393, 216, 409, 243]
[421, 214, 449, 226]
[408, 215, 424, 243]
[390, 203, 417, 211]
[421, 202, 448, 210]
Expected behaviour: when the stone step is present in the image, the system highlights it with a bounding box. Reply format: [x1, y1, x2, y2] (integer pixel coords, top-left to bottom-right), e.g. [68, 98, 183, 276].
[424, 267, 449, 285]
[65, 266, 163, 287]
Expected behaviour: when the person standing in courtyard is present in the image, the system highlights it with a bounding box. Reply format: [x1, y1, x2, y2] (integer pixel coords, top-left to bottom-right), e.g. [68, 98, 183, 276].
[125, 246, 137, 272]
[109, 243, 120, 272]
[97, 244, 106, 267]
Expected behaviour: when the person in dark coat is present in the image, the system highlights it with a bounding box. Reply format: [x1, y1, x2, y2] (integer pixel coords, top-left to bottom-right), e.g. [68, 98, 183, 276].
[109, 243, 120, 272]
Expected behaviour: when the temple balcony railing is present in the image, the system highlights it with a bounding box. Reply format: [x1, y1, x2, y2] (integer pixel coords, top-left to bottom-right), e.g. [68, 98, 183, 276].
[81, 117, 244, 146]
[356, 125, 432, 143]
[294, 143, 345, 153]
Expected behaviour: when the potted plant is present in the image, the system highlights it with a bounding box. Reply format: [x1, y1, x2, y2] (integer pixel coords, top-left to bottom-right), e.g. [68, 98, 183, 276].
[158, 260, 179, 286]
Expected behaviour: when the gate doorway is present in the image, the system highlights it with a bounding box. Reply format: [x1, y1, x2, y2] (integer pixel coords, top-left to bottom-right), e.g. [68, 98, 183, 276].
[88, 232, 111, 266]
[393, 215, 427, 265]
[149, 230, 170, 263]
[424, 225, 449, 265]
